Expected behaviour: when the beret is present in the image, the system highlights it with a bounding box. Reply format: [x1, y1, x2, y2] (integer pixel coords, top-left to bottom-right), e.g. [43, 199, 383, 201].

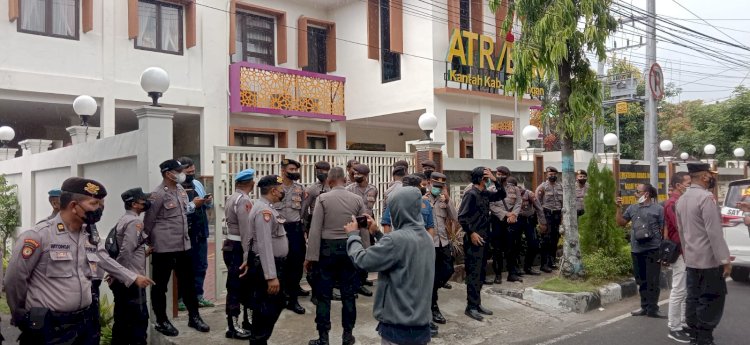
[393, 160, 409, 169]
[280, 159, 301, 168]
[314, 161, 331, 170]
[545, 166, 559, 173]
[48, 189, 62, 197]
[353, 164, 370, 175]
[235, 168, 256, 182]
[687, 163, 716, 174]
[421, 160, 437, 169]
[258, 175, 284, 188]
[61, 177, 107, 200]
[430, 172, 447, 186]
[576, 169, 588, 176]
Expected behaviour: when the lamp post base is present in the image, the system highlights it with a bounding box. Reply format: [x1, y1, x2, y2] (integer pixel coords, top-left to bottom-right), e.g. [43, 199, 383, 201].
[66, 126, 101, 145]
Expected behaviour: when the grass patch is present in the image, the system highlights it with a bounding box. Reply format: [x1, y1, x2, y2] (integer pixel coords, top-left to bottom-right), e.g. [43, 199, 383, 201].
[536, 277, 600, 293]
[0, 297, 10, 314]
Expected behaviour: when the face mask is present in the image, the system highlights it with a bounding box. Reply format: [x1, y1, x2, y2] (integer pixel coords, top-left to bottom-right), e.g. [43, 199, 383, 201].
[485, 179, 493, 190]
[707, 176, 716, 189]
[286, 172, 301, 181]
[316, 173, 328, 183]
[548, 175, 557, 182]
[419, 187, 427, 195]
[171, 172, 186, 184]
[637, 195, 647, 204]
[424, 170, 434, 179]
[185, 174, 195, 184]
[142, 200, 152, 211]
[578, 179, 587, 185]
[78, 205, 104, 225]
[354, 176, 365, 183]
[431, 187, 442, 196]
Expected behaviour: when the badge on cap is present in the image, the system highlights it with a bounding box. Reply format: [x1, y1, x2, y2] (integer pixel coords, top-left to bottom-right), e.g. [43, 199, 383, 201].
[84, 182, 100, 196]
[276, 176, 283, 184]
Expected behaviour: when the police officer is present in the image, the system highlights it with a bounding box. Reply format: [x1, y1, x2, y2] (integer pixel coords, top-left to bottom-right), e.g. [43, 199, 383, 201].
[516, 179, 546, 275]
[489, 166, 522, 283]
[5, 177, 153, 345]
[222, 168, 255, 339]
[112, 187, 153, 345]
[458, 167, 506, 321]
[303, 161, 331, 233]
[536, 166, 563, 273]
[427, 172, 457, 325]
[422, 160, 437, 179]
[575, 169, 589, 217]
[275, 158, 308, 314]
[346, 163, 378, 296]
[345, 159, 359, 186]
[383, 165, 407, 209]
[305, 167, 369, 345]
[247, 175, 289, 345]
[676, 163, 731, 345]
[37, 189, 61, 224]
[144, 159, 210, 336]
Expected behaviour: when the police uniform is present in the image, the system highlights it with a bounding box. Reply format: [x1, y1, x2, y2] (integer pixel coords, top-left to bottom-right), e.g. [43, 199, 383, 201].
[575, 170, 589, 217]
[490, 175, 523, 282]
[427, 173, 457, 325]
[248, 175, 289, 345]
[112, 188, 151, 345]
[302, 162, 332, 232]
[36, 189, 62, 225]
[222, 169, 255, 339]
[518, 186, 546, 274]
[143, 159, 209, 335]
[676, 163, 731, 345]
[274, 158, 308, 313]
[5, 178, 138, 345]
[306, 185, 368, 345]
[535, 167, 564, 271]
[345, 164, 379, 216]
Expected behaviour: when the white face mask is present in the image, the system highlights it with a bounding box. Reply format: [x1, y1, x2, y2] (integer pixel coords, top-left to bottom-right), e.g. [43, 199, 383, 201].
[637, 195, 647, 204]
[172, 172, 186, 184]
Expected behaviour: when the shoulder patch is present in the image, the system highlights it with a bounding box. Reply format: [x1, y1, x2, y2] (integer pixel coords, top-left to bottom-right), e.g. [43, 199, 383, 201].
[245, 202, 253, 212]
[135, 223, 143, 229]
[22, 239, 40, 259]
[262, 210, 272, 222]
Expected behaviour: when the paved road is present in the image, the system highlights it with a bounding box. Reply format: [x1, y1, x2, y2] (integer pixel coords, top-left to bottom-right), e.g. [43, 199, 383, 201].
[529, 279, 750, 345]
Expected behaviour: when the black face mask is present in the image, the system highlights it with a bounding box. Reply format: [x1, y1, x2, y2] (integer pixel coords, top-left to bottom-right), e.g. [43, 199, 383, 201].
[548, 175, 557, 182]
[707, 176, 716, 189]
[354, 176, 365, 183]
[286, 172, 301, 181]
[420, 187, 427, 195]
[81, 206, 104, 225]
[185, 174, 195, 184]
[578, 179, 587, 185]
[316, 173, 328, 183]
[142, 200, 152, 211]
[424, 170, 434, 179]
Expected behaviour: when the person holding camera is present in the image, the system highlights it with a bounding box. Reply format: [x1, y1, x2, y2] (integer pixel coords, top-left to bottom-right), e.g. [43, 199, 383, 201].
[616, 183, 666, 319]
[305, 167, 374, 345]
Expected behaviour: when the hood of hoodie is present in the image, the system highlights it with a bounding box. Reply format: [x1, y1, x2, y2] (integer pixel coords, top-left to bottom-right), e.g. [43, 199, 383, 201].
[388, 186, 425, 231]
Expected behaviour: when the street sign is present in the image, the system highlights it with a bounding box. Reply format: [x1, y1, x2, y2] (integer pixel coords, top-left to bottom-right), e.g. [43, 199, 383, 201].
[649, 63, 665, 100]
[615, 102, 628, 114]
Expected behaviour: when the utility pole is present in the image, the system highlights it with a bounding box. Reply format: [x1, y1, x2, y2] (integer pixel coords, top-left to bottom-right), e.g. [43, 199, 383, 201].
[595, 59, 605, 155]
[645, 0, 658, 187]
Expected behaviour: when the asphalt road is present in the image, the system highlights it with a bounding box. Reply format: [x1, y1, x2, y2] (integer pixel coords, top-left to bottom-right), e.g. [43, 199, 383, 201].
[531, 279, 750, 345]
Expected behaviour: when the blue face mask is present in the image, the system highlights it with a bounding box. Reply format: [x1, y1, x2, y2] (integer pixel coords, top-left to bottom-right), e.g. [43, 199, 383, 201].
[431, 187, 442, 196]
[485, 179, 493, 190]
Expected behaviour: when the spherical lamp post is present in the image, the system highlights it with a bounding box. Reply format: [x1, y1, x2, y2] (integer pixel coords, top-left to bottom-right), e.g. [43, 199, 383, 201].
[418, 112, 438, 141]
[73, 95, 97, 127]
[680, 152, 689, 163]
[140, 67, 170, 107]
[0, 126, 15, 148]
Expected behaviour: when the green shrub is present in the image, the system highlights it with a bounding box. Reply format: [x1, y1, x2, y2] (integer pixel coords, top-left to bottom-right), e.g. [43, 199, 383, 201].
[580, 158, 627, 258]
[99, 295, 114, 345]
[582, 245, 632, 283]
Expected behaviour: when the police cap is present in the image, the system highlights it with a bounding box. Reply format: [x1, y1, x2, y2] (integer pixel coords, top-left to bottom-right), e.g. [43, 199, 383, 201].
[314, 161, 331, 170]
[160, 159, 186, 173]
[545, 166, 559, 173]
[280, 158, 301, 168]
[421, 160, 437, 169]
[430, 172, 447, 187]
[235, 168, 256, 182]
[121, 187, 149, 203]
[61, 177, 107, 200]
[393, 160, 409, 169]
[353, 164, 370, 175]
[687, 163, 717, 174]
[258, 175, 283, 188]
[48, 189, 62, 197]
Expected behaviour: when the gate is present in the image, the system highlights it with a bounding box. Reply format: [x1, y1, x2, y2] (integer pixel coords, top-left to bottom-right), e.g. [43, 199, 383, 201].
[211, 146, 415, 298]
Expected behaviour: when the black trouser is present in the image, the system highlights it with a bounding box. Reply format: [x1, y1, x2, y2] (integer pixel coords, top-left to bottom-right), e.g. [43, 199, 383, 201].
[87, 280, 102, 345]
[315, 239, 358, 333]
[489, 217, 507, 278]
[282, 221, 306, 304]
[111, 281, 149, 345]
[632, 249, 662, 313]
[519, 215, 540, 271]
[222, 239, 251, 317]
[19, 307, 97, 345]
[464, 231, 490, 308]
[541, 209, 562, 268]
[686, 266, 727, 344]
[432, 245, 455, 307]
[250, 257, 286, 345]
[151, 250, 200, 322]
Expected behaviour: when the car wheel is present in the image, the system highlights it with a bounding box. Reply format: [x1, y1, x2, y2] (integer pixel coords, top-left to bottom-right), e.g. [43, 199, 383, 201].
[730, 267, 750, 282]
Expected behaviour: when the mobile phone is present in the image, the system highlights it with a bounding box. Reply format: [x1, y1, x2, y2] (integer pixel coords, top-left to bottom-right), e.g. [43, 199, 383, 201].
[356, 216, 368, 228]
[204, 193, 213, 198]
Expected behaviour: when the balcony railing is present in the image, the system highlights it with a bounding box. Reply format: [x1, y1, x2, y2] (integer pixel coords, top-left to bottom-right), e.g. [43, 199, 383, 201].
[229, 62, 345, 121]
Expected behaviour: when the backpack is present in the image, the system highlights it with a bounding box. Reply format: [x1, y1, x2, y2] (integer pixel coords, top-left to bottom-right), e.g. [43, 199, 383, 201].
[105, 225, 120, 259]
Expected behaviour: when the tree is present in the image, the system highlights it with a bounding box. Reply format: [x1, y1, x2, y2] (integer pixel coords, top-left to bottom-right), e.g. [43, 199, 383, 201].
[579, 159, 624, 256]
[0, 175, 20, 291]
[490, 0, 617, 279]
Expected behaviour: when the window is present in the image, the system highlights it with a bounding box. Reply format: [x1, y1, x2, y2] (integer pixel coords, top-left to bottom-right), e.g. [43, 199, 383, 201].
[380, 0, 400, 83]
[306, 136, 328, 149]
[17, 0, 79, 39]
[135, 0, 183, 55]
[451, 0, 471, 75]
[234, 132, 276, 148]
[303, 26, 327, 74]
[233, 12, 275, 65]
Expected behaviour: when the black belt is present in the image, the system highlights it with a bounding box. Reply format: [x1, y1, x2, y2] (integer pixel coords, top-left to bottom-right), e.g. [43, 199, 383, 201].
[49, 307, 89, 324]
[544, 209, 562, 214]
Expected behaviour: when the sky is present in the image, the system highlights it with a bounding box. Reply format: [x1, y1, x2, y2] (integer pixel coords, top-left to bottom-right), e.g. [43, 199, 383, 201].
[596, 0, 750, 103]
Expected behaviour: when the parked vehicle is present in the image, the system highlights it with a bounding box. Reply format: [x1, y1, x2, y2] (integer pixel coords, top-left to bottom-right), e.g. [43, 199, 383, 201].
[720, 179, 750, 282]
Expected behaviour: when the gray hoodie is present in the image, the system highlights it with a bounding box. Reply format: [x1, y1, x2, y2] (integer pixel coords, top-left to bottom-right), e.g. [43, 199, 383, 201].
[347, 187, 436, 327]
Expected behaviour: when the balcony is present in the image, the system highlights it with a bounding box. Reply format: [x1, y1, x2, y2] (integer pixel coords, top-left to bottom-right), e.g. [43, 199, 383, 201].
[229, 62, 345, 121]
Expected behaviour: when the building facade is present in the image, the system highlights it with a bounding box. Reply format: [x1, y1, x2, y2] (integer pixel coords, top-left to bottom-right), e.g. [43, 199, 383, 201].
[1, 0, 540, 174]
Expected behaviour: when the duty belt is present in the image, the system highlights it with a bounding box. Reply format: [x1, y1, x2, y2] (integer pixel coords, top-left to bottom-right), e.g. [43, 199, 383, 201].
[227, 234, 241, 241]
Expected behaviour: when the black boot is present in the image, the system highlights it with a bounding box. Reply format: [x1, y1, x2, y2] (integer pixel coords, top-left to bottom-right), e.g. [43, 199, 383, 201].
[226, 316, 252, 339]
[188, 314, 210, 332]
[342, 330, 356, 345]
[432, 305, 446, 324]
[308, 330, 329, 345]
[242, 307, 252, 330]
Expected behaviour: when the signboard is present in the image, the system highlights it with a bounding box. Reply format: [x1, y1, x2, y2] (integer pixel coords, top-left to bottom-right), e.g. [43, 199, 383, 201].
[444, 29, 544, 96]
[618, 164, 667, 207]
[606, 73, 638, 98]
[615, 102, 628, 115]
[649, 63, 665, 100]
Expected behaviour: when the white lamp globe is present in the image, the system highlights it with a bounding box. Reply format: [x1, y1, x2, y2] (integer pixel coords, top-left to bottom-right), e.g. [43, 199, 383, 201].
[734, 148, 746, 159]
[522, 125, 540, 141]
[680, 152, 689, 160]
[704, 144, 716, 155]
[603, 133, 618, 147]
[73, 95, 97, 116]
[140, 67, 170, 94]
[659, 140, 673, 152]
[0, 126, 15, 142]
[418, 112, 438, 131]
